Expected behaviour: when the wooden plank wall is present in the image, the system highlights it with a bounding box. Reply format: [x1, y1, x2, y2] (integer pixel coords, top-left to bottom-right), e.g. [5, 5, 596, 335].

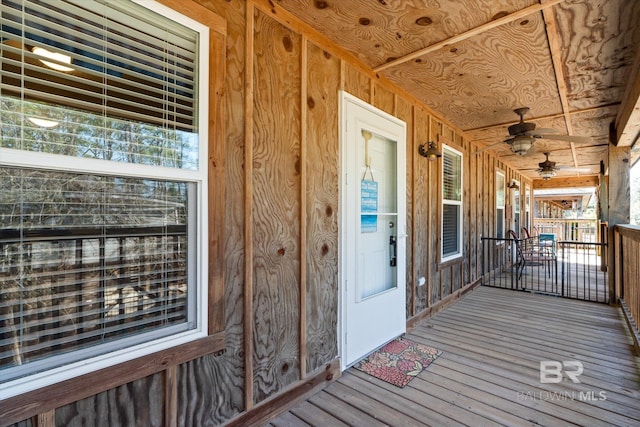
[8, 0, 531, 425]
[251, 9, 302, 402]
[398, 97, 415, 318]
[305, 42, 341, 374]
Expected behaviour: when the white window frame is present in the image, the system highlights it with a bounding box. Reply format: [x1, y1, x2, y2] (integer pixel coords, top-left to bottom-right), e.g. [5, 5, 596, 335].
[0, 0, 210, 400]
[441, 144, 463, 262]
[525, 184, 531, 232]
[496, 170, 506, 239]
[513, 179, 520, 237]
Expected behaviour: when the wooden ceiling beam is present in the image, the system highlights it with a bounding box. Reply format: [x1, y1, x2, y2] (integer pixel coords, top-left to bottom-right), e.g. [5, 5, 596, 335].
[541, 1, 579, 170]
[466, 104, 618, 136]
[533, 175, 599, 189]
[614, 38, 640, 148]
[541, 199, 572, 210]
[373, 0, 566, 73]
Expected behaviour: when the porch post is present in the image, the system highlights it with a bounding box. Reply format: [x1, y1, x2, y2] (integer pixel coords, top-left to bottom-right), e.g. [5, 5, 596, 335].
[606, 143, 631, 303]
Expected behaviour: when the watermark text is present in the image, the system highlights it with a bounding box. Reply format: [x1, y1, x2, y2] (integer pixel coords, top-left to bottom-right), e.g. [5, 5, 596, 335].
[540, 361, 583, 383]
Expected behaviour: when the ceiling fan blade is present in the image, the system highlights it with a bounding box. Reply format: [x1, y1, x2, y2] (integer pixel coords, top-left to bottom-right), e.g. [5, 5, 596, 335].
[538, 134, 593, 143]
[529, 128, 560, 135]
[521, 144, 540, 156]
[471, 140, 504, 155]
[556, 165, 592, 172]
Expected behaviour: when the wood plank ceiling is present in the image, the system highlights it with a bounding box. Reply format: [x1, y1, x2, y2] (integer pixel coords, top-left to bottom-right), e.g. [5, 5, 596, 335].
[275, 0, 640, 180]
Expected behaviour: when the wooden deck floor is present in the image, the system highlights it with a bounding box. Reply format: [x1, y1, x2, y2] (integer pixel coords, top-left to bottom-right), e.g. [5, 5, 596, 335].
[266, 286, 640, 427]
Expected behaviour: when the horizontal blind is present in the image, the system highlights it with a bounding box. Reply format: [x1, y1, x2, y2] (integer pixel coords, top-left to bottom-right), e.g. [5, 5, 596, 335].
[442, 146, 462, 258]
[0, 166, 191, 380]
[443, 148, 461, 202]
[442, 204, 460, 257]
[0, 0, 199, 169]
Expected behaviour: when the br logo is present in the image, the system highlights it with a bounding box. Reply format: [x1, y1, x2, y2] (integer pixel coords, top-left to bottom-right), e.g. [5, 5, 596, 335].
[540, 361, 583, 383]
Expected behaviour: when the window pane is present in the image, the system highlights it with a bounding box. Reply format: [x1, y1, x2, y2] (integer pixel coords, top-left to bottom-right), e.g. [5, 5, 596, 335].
[443, 149, 461, 201]
[1, 97, 198, 168]
[0, 167, 192, 380]
[496, 173, 505, 207]
[0, 0, 199, 169]
[442, 204, 460, 257]
[497, 207, 505, 238]
[442, 146, 462, 260]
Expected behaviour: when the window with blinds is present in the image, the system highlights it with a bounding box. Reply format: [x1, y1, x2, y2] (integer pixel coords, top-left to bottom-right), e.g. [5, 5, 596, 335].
[496, 171, 506, 239]
[0, 0, 208, 394]
[0, 0, 199, 168]
[441, 145, 462, 261]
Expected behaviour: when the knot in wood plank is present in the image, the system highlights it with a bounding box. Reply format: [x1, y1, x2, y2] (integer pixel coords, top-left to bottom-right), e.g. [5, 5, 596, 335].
[282, 35, 293, 52]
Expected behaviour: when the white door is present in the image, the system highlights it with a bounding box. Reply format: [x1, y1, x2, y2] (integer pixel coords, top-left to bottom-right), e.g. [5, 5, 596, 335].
[340, 91, 406, 369]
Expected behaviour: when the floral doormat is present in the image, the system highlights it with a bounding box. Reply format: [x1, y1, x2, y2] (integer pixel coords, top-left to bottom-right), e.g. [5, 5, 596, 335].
[353, 337, 442, 388]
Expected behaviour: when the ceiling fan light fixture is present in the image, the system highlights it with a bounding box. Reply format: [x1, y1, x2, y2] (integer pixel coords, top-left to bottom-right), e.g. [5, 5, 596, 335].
[539, 168, 556, 180]
[510, 136, 533, 156]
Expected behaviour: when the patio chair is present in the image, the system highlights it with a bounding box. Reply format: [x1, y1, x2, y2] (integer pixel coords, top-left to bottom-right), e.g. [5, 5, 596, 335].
[509, 230, 555, 280]
[538, 233, 556, 252]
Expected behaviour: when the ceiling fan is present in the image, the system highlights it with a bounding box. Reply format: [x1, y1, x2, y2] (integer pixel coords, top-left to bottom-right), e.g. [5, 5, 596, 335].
[537, 152, 559, 180]
[474, 107, 593, 156]
[536, 152, 591, 180]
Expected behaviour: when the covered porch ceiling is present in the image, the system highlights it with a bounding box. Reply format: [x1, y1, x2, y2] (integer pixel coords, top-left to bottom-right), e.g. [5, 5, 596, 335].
[534, 187, 595, 211]
[274, 0, 640, 183]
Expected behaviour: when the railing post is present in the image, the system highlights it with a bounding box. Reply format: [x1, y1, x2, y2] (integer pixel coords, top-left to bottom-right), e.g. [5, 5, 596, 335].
[75, 238, 84, 335]
[512, 237, 516, 289]
[615, 228, 622, 303]
[554, 244, 558, 294]
[561, 243, 565, 297]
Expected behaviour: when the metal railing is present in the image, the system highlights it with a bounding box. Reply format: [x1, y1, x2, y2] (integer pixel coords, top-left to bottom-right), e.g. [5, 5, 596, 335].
[481, 235, 608, 303]
[559, 241, 608, 303]
[480, 236, 518, 290]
